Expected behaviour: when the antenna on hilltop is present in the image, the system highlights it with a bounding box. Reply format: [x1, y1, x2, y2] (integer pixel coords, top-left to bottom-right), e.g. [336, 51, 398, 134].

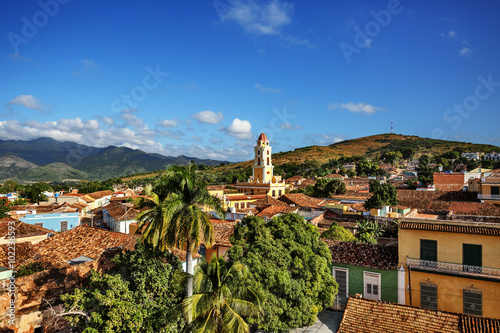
[391, 122, 394, 134]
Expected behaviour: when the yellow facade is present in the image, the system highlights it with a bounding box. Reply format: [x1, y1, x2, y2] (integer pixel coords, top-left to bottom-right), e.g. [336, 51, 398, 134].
[399, 218, 500, 319]
[235, 133, 287, 198]
[406, 270, 500, 319]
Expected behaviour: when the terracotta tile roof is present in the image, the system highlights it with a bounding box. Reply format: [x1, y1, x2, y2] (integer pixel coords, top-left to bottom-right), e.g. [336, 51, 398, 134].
[225, 194, 267, 201]
[324, 174, 344, 178]
[250, 195, 288, 207]
[80, 195, 95, 203]
[212, 221, 237, 247]
[0, 242, 37, 269]
[256, 205, 298, 218]
[29, 226, 139, 267]
[103, 202, 139, 221]
[324, 240, 398, 270]
[170, 247, 202, 262]
[87, 190, 114, 200]
[278, 193, 325, 208]
[400, 221, 500, 236]
[286, 175, 306, 183]
[460, 314, 500, 332]
[448, 201, 500, 216]
[338, 297, 460, 333]
[296, 178, 317, 188]
[0, 220, 52, 239]
[350, 203, 368, 212]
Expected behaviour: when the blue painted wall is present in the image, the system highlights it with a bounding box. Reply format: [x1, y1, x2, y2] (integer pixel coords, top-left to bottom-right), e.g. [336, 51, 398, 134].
[20, 212, 80, 232]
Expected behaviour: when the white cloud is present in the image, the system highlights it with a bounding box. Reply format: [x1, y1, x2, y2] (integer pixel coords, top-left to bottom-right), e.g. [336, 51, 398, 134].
[120, 109, 144, 128]
[158, 129, 185, 140]
[158, 119, 178, 128]
[448, 30, 457, 38]
[304, 133, 347, 145]
[220, 0, 314, 47]
[459, 46, 473, 57]
[279, 122, 302, 130]
[102, 116, 114, 125]
[221, 0, 293, 35]
[0, 117, 250, 161]
[223, 118, 253, 139]
[71, 58, 98, 77]
[255, 83, 281, 93]
[6, 94, 44, 111]
[327, 102, 386, 115]
[192, 136, 202, 142]
[192, 110, 224, 124]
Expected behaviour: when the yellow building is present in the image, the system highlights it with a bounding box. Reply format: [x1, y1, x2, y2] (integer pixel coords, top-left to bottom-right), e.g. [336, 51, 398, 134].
[478, 171, 500, 204]
[398, 217, 500, 319]
[235, 133, 287, 198]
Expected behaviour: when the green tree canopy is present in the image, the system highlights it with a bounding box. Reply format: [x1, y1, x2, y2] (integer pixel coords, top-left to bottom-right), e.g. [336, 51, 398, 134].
[61, 242, 185, 332]
[364, 180, 399, 210]
[136, 163, 225, 296]
[320, 223, 355, 242]
[182, 256, 263, 333]
[313, 178, 346, 198]
[228, 214, 337, 332]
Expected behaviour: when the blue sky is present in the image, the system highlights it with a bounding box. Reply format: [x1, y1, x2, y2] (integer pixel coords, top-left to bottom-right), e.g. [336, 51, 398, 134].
[1, 0, 500, 162]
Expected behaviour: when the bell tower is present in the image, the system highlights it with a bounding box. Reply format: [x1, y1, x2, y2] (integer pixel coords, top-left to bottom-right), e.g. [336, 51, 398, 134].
[252, 133, 274, 183]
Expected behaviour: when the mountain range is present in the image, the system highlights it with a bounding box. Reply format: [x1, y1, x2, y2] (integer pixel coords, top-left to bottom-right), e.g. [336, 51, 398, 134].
[0, 138, 229, 182]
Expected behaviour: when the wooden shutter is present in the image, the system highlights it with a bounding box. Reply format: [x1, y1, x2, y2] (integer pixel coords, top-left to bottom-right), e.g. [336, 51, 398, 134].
[420, 283, 438, 309]
[60, 221, 68, 232]
[420, 239, 437, 261]
[334, 268, 348, 298]
[463, 289, 482, 316]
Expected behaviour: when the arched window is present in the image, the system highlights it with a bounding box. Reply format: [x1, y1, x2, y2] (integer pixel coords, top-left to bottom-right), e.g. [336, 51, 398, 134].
[257, 157, 260, 165]
[267, 150, 269, 155]
[258, 150, 260, 155]
[267, 157, 270, 165]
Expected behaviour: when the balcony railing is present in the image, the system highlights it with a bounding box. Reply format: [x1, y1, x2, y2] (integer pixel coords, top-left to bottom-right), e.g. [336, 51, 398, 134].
[478, 194, 500, 200]
[407, 257, 500, 280]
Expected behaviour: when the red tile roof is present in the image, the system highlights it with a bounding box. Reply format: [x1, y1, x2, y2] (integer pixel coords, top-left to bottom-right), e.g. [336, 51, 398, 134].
[104, 202, 139, 221]
[257, 132, 268, 141]
[286, 175, 306, 183]
[324, 174, 344, 178]
[338, 297, 500, 333]
[87, 190, 114, 200]
[400, 221, 500, 236]
[0, 242, 36, 269]
[278, 193, 325, 208]
[256, 205, 298, 218]
[0, 219, 52, 239]
[250, 195, 288, 207]
[324, 240, 398, 270]
[338, 297, 460, 333]
[29, 226, 139, 267]
[225, 194, 267, 201]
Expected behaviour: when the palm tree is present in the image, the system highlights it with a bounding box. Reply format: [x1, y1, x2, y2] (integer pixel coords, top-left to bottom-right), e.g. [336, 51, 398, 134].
[136, 163, 225, 296]
[183, 256, 263, 333]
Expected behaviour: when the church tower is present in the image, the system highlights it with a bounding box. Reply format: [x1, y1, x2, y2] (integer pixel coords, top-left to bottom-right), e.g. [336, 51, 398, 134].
[252, 133, 274, 183]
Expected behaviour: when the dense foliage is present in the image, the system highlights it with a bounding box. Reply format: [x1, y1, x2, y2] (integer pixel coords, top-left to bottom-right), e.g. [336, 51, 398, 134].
[320, 223, 356, 242]
[364, 180, 399, 210]
[61, 242, 186, 333]
[16, 261, 52, 277]
[312, 178, 346, 198]
[136, 163, 225, 296]
[228, 214, 337, 332]
[183, 256, 263, 333]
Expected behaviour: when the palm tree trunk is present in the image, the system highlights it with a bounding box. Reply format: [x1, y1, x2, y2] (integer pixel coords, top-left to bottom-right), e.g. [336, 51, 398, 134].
[186, 241, 193, 297]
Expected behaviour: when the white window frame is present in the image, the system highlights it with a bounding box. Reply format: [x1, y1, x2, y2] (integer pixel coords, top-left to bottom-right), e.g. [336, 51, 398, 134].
[332, 266, 349, 299]
[363, 271, 381, 300]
